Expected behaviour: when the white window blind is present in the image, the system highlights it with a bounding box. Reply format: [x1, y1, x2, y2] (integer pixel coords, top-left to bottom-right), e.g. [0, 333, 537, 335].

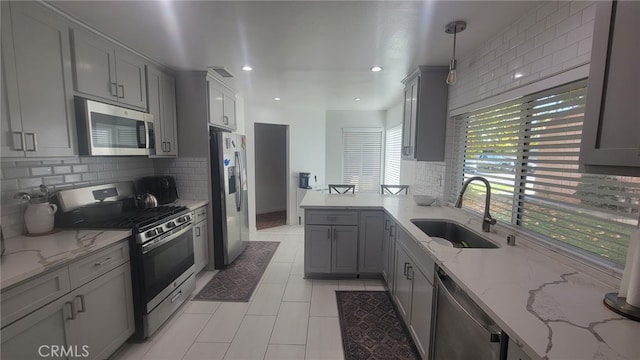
[342, 128, 383, 193]
[384, 124, 402, 185]
[453, 79, 640, 268]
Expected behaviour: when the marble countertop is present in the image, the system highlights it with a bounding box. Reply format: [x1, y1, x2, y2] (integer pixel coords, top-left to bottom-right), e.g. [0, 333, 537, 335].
[301, 192, 640, 360]
[173, 199, 208, 211]
[1, 229, 131, 291]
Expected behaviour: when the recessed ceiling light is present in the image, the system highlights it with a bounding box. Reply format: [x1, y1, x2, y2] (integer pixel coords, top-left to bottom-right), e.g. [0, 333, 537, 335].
[354, 98, 361, 101]
[242, 65, 253, 71]
[370, 66, 383, 72]
[514, 72, 523, 79]
[274, 97, 281, 101]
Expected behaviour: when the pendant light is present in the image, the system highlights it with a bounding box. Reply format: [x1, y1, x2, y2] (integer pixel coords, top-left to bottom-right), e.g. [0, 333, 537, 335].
[445, 20, 467, 85]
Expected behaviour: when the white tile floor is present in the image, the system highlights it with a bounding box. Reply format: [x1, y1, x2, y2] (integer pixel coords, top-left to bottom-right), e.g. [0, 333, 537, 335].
[113, 225, 386, 360]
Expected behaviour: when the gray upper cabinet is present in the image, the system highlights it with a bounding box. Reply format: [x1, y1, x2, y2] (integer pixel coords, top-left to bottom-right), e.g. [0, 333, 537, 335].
[71, 28, 147, 110]
[401, 66, 449, 161]
[1, 1, 76, 157]
[580, 1, 640, 175]
[207, 74, 237, 131]
[147, 66, 178, 157]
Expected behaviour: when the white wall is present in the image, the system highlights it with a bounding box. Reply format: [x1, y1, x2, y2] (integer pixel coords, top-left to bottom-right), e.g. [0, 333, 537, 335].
[325, 110, 386, 185]
[254, 123, 287, 214]
[245, 102, 326, 230]
[405, 0, 596, 202]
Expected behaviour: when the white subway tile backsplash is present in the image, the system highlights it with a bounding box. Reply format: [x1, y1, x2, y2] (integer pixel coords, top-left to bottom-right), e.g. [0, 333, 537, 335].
[556, 12, 582, 36]
[31, 167, 52, 176]
[53, 166, 72, 174]
[64, 174, 82, 183]
[566, 20, 594, 45]
[537, 2, 559, 21]
[72, 165, 89, 173]
[18, 178, 42, 189]
[43, 176, 64, 186]
[570, 0, 592, 15]
[551, 43, 579, 66]
[545, 4, 570, 29]
[577, 37, 592, 56]
[3, 167, 30, 179]
[518, 12, 537, 33]
[82, 173, 98, 181]
[534, 27, 556, 48]
[581, 3, 596, 23]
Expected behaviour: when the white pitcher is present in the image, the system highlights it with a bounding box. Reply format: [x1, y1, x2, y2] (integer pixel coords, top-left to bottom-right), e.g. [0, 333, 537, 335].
[25, 202, 58, 235]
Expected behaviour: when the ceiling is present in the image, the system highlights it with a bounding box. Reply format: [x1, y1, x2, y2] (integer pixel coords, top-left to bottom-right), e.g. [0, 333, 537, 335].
[51, 1, 539, 111]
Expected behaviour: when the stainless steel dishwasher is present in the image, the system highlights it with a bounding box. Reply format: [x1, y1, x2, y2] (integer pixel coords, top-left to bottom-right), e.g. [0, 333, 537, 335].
[433, 269, 507, 360]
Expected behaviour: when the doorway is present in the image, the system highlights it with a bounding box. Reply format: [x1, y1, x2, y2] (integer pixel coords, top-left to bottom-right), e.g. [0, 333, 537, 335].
[254, 123, 289, 230]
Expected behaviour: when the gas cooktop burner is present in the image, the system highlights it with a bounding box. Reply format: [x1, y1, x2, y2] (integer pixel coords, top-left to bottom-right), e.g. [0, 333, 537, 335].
[65, 205, 190, 232]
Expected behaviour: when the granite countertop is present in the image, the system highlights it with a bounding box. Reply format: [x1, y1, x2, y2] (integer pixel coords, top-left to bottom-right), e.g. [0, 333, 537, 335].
[1, 229, 131, 291]
[301, 192, 640, 360]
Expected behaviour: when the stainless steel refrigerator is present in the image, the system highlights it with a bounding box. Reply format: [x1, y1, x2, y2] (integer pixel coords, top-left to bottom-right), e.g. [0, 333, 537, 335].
[209, 127, 249, 268]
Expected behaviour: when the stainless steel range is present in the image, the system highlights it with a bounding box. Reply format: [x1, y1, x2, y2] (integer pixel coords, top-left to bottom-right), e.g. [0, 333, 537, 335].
[54, 182, 195, 340]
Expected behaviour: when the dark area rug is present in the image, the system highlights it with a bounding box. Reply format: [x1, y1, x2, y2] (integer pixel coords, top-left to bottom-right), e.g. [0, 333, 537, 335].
[336, 291, 421, 360]
[193, 241, 279, 301]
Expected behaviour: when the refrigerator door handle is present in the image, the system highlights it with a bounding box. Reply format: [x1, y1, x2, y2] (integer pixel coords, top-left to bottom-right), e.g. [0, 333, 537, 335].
[235, 151, 242, 211]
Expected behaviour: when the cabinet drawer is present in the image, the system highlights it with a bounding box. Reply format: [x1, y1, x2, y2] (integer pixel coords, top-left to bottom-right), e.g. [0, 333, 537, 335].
[194, 206, 207, 224]
[68, 241, 129, 289]
[305, 210, 358, 225]
[1, 266, 70, 327]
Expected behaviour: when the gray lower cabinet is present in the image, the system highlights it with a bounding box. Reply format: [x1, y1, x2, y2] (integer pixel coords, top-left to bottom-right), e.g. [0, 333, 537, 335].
[71, 262, 134, 360]
[1, 242, 134, 360]
[305, 224, 358, 275]
[381, 215, 397, 290]
[358, 211, 385, 274]
[393, 230, 435, 359]
[580, 0, 640, 175]
[193, 206, 209, 274]
[1, 1, 76, 158]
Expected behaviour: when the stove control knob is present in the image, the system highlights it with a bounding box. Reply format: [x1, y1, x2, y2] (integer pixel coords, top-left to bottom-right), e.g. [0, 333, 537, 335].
[146, 229, 157, 237]
[184, 214, 192, 222]
[166, 221, 176, 229]
[177, 216, 185, 224]
[156, 227, 164, 234]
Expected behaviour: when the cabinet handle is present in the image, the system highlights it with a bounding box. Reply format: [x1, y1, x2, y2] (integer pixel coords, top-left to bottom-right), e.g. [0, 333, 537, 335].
[110, 82, 118, 96]
[333, 228, 337, 240]
[94, 256, 112, 267]
[406, 265, 413, 280]
[76, 295, 86, 313]
[390, 225, 396, 237]
[223, 115, 229, 125]
[403, 262, 410, 276]
[117, 84, 125, 98]
[24, 132, 37, 151]
[170, 290, 183, 303]
[327, 228, 331, 239]
[167, 141, 171, 153]
[12, 132, 24, 151]
[195, 226, 201, 236]
[384, 220, 390, 231]
[66, 301, 76, 320]
[162, 141, 167, 152]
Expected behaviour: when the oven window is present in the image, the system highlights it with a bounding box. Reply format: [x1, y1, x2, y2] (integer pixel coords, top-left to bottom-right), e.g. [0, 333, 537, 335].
[142, 229, 194, 303]
[91, 112, 143, 149]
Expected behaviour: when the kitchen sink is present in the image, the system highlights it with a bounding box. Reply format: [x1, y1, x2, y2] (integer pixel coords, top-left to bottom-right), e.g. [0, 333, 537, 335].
[410, 219, 499, 249]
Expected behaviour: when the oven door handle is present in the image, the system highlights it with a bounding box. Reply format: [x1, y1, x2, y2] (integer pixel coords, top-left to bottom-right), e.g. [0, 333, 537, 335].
[142, 223, 193, 254]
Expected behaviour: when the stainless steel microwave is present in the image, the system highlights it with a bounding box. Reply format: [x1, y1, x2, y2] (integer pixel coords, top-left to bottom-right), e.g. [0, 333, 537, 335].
[75, 97, 154, 156]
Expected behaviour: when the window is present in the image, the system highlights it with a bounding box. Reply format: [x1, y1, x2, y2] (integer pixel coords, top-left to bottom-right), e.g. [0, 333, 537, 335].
[453, 79, 640, 268]
[342, 128, 383, 192]
[384, 124, 402, 185]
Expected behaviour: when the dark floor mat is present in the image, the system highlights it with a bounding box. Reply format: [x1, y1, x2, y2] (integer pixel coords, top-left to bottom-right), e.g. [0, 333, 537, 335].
[193, 241, 279, 301]
[336, 291, 421, 360]
[256, 211, 287, 230]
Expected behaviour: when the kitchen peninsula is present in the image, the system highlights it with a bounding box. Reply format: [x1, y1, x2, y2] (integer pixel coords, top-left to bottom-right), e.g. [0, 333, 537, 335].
[300, 191, 640, 360]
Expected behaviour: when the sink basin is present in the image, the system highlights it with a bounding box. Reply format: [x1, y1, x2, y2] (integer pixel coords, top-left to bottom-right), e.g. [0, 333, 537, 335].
[410, 219, 499, 249]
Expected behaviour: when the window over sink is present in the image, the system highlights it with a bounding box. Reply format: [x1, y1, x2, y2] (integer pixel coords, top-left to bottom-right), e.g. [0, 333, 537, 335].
[452, 79, 640, 269]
